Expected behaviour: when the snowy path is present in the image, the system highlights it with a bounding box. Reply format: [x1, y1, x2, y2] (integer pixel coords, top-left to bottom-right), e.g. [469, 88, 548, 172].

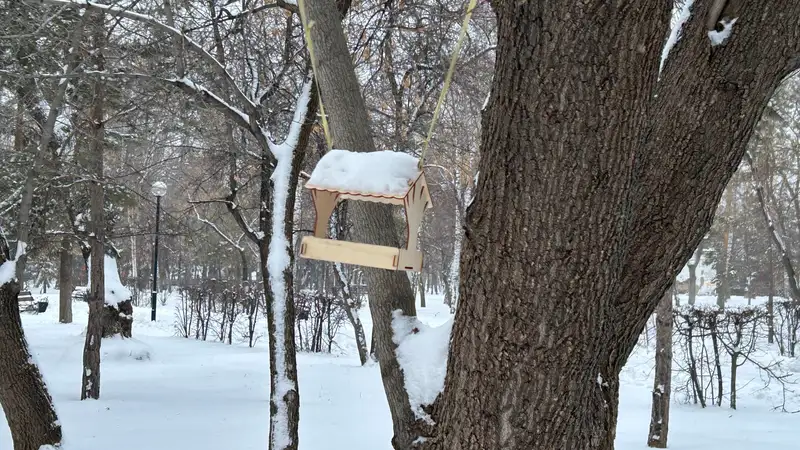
[1, 294, 797, 449]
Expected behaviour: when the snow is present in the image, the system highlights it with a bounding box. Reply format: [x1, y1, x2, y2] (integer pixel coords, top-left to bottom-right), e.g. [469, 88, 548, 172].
[0, 260, 15, 286]
[263, 78, 313, 450]
[708, 18, 737, 46]
[306, 150, 420, 197]
[87, 255, 132, 306]
[391, 310, 454, 422]
[1, 293, 799, 450]
[0, 241, 26, 286]
[660, 0, 694, 74]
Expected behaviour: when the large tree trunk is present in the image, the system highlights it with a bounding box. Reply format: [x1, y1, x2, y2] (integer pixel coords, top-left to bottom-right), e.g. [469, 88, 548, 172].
[305, 0, 420, 446]
[426, 1, 800, 449]
[647, 290, 673, 448]
[0, 280, 63, 450]
[59, 236, 73, 324]
[81, 10, 106, 400]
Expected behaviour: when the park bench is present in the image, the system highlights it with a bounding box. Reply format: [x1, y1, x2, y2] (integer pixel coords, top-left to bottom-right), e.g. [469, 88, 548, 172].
[18, 290, 48, 313]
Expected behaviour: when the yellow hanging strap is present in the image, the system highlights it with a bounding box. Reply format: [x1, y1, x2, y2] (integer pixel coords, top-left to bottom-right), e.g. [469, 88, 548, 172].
[297, 0, 333, 150]
[418, 0, 479, 169]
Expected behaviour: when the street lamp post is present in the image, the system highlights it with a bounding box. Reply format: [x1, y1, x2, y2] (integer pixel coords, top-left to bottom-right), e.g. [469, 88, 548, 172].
[150, 181, 167, 321]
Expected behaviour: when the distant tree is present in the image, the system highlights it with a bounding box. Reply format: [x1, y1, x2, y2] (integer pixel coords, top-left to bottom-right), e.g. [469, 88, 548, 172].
[647, 290, 673, 448]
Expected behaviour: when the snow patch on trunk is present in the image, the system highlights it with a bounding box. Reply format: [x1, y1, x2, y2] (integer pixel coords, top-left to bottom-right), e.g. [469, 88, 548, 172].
[87, 255, 132, 306]
[0, 260, 15, 286]
[659, 0, 695, 74]
[0, 241, 26, 285]
[708, 18, 737, 46]
[391, 310, 454, 423]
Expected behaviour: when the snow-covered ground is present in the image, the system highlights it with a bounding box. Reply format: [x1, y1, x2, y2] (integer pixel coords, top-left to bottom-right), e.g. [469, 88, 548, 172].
[1, 291, 798, 449]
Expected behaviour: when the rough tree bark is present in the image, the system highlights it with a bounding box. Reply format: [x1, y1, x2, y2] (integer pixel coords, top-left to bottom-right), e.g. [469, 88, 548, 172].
[647, 290, 673, 448]
[81, 10, 106, 400]
[103, 293, 133, 338]
[59, 236, 73, 323]
[0, 255, 62, 449]
[304, 0, 421, 446]
[425, 1, 800, 449]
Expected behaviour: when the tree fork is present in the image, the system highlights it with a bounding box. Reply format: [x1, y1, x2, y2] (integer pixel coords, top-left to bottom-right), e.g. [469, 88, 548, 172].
[428, 1, 800, 449]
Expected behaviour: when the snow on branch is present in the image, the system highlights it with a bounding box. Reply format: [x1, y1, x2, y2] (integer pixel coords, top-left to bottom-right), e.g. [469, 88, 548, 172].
[191, 201, 245, 252]
[167, 78, 251, 129]
[30, 0, 258, 113]
[188, 197, 260, 245]
[266, 78, 313, 158]
[2, 68, 267, 151]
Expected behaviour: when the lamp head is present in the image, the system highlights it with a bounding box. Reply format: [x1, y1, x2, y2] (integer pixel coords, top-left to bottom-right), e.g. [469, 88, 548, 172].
[151, 181, 167, 197]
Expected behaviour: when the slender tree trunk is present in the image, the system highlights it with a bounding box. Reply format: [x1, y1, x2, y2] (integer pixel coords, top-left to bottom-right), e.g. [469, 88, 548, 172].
[418, 272, 426, 308]
[768, 250, 775, 344]
[253, 67, 320, 450]
[59, 237, 74, 323]
[332, 261, 369, 365]
[448, 174, 464, 314]
[82, 10, 106, 400]
[239, 249, 248, 281]
[305, 0, 420, 445]
[370, 327, 378, 361]
[441, 255, 453, 308]
[688, 243, 703, 305]
[766, 155, 776, 344]
[730, 337, 741, 410]
[648, 291, 672, 448]
[717, 187, 734, 307]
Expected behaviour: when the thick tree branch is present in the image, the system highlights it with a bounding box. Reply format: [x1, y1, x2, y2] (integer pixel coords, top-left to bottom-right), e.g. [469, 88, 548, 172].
[606, 0, 800, 374]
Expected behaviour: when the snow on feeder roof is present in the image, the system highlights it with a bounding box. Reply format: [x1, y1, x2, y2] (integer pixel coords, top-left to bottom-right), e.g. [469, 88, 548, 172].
[306, 149, 422, 198]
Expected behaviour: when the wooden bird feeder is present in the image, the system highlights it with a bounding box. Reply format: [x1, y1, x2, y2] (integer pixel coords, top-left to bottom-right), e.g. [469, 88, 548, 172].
[299, 150, 432, 272]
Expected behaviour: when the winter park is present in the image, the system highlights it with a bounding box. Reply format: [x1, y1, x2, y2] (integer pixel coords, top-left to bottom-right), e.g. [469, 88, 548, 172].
[1, 0, 800, 449]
